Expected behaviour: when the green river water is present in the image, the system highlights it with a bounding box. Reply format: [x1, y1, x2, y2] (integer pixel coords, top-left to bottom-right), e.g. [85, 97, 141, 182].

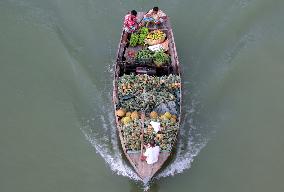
[1, 0, 284, 191]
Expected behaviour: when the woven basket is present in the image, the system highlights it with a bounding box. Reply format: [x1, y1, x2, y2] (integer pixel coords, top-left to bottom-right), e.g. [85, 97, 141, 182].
[145, 36, 166, 46]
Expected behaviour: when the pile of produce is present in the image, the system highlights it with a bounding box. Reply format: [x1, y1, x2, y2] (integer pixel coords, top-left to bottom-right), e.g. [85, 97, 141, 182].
[124, 46, 144, 63]
[135, 49, 153, 61]
[117, 74, 181, 113]
[116, 109, 140, 151]
[129, 27, 149, 47]
[116, 109, 179, 151]
[138, 27, 149, 45]
[124, 48, 136, 63]
[121, 119, 142, 151]
[134, 49, 170, 66]
[146, 30, 166, 40]
[153, 51, 170, 67]
[129, 33, 139, 47]
[143, 111, 179, 151]
[117, 110, 142, 151]
[145, 30, 166, 45]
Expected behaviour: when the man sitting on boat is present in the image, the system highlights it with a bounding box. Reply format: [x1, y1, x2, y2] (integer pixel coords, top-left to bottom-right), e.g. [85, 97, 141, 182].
[122, 10, 138, 43]
[142, 7, 167, 26]
[142, 140, 160, 165]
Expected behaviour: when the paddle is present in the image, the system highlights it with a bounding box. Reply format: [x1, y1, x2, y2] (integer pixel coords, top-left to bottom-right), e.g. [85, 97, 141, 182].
[140, 110, 145, 160]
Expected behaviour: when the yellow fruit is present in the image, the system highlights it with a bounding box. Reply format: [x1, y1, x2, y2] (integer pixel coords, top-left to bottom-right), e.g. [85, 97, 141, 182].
[156, 134, 163, 140]
[171, 115, 177, 119]
[116, 109, 126, 117]
[170, 117, 177, 123]
[122, 116, 132, 124]
[126, 112, 132, 117]
[164, 112, 172, 119]
[131, 111, 139, 120]
[160, 115, 168, 120]
[150, 111, 158, 119]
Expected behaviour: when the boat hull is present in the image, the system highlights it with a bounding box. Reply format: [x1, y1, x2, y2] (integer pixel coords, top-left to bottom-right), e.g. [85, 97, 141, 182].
[113, 12, 181, 180]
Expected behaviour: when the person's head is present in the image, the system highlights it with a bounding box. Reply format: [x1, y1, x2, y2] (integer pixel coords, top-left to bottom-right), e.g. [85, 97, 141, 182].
[149, 139, 156, 147]
[153, 7, 159, 14]
[131, 10, 137, 16]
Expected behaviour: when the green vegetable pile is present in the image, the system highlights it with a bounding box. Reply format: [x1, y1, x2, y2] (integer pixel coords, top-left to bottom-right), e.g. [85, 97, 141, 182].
[129, 33, 139, 47]
[129, 27, 149, 47]
[133, 49, 170, 66]
[135, 49, 153, 60]
[138, 27, 149, 45]
[153, 51, 170, 67]
[139, 27, 149, 35]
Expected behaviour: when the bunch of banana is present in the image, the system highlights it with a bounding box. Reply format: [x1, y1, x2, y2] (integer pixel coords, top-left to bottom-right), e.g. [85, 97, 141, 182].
[146, 30, 166, 40]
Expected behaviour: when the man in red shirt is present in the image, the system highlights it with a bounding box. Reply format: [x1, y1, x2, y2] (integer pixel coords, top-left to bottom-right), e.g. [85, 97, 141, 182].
[122, 10, 138, 43]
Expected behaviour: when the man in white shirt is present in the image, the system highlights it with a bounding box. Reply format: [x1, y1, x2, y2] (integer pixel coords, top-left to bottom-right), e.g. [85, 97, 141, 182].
[143, 140, 160, 164]
[142, 7, 167, 26]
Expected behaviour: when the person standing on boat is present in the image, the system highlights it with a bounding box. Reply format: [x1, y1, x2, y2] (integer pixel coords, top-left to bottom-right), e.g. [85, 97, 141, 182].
[142, 7, 167, 26]
[122, 10, 138, 43]
[142, 139, 160, 164]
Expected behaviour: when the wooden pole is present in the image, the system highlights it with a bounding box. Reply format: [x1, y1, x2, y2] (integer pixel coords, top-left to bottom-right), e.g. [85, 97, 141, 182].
[140, 111, 145, 159]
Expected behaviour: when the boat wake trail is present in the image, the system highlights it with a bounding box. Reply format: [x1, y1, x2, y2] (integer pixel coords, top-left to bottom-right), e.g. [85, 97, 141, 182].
[156, 94, 208, 179]
[81, 105, 141, 181]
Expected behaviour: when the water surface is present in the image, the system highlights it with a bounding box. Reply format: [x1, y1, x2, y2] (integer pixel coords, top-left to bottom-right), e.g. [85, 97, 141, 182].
[0, 0, 284, 191]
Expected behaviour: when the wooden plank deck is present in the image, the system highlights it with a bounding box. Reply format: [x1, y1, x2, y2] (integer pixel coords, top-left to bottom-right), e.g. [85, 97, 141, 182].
[128, 152, 170, 180]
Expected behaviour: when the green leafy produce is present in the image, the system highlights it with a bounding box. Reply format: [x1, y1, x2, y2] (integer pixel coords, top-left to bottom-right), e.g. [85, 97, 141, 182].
[153, 51, 170, 67]
[129, 27, 149, 47]
[138, 33, 147, 45]
[129, 33, 139, 47]
[139, 27, 149, 35]
[135, 49, 153, 60]
[138, 27, 149, 45]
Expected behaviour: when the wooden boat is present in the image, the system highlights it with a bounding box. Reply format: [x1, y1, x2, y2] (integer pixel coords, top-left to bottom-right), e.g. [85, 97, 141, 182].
[113, 12, 181, 181]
